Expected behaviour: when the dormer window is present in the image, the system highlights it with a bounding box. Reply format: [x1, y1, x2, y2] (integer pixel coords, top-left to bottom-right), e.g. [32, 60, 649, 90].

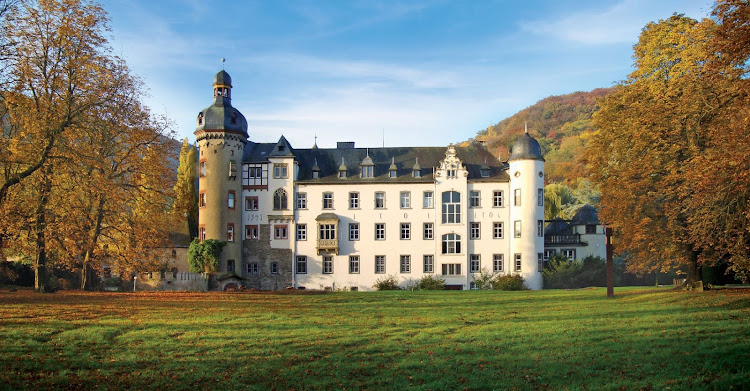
[388, 157, 397, 178]
[197, 112, 203, 125]
[278, 145, 284, 152]
[339, 169, 347, 178]
[481, 168, 490, 178]
[230, 112, 238, 125]
[361, 166, 373, 178]
[313, 171, 319, 179]
[413, 170, 420, 178]
[389, 170, 397, 178]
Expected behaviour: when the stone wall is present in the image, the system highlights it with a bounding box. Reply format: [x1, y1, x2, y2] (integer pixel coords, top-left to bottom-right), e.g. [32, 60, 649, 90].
[136, 271, 209, 291]
[242, 224, 293, 290]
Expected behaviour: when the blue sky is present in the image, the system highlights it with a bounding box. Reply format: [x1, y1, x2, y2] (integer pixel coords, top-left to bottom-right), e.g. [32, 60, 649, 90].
[101, 0, 712, 148]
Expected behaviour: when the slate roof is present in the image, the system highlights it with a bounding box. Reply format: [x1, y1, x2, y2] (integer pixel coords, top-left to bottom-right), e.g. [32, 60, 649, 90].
[544, 218, 572, 235]
[571, 204, 600, 225]
[509, 132, 544, 162]
[242, 140, 509, 183]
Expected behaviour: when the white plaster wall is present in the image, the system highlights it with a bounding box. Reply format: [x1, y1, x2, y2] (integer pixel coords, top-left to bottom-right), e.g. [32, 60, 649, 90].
[508, 159, 545, 290]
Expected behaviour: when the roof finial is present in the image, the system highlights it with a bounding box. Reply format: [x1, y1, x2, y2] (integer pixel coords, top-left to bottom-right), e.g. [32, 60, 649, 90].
[221, 57, 226, 70]
[392, 156, 395, 164]
[366, 148, 370, 157]
[314, 134, 318, 148]
[524, 121, 528, 134]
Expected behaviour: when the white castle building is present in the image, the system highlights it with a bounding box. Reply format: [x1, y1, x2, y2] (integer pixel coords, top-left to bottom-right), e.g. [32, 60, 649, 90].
[195, 70, 546, 291]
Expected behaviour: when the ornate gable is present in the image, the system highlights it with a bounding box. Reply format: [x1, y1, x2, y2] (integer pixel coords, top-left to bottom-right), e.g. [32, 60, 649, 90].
[435, 145, 468, 179]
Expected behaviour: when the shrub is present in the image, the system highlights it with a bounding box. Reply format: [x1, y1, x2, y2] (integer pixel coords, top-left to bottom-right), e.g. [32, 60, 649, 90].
[373, 275, 400, 290]
[492, 274, 526, 291]
[417, 275, 446, 290]
[188, 239, 226, 273]
[472, 268, 497, 290]
[543, 254, 607, 289]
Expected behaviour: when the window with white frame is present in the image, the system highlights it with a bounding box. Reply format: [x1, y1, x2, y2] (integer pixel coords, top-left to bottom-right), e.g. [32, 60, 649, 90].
[470, 281, 477, 290]
[270, 262, 279, 274]
[247, 262, 259, 275]
[323, 256, 333, 274]
[375, 223, 385, 240]
[323, 192, 334, 209]
[493, 222, 504, 239]
[514, 189, 521, 206]
[296, 224, 307, 241]
[349, 256, 360, 274]
[199, 160, 206, 177]
[470, 191, 480, 208]
[400, 255, 411, 273]
[245, 225, 258, 240]
[245, 196, 259, 211]
[562, 249, 576, 260]
[538, 188, 544, 207]
[243, 164, 267, 187]
[470, 222, 481, 239]
[514, 254, 522, 272]
[493, 254, 504, 272]
[442, 263, 462, 276]
[423, 191, 434, 208]
[228, 192, 235, 209]
[375, 255, 386, 274]
[493, 190, 504, 207]
[442, 233, 461, 254]
[543, 249, 555, 262]
[349, 223, 359, 241]
[319, 224, 336, 240]
[423, 223, 434, 240]
[538, 220, 544, 237]
[349, 192, 359, 209]
[296, 256, 307, 274]
[361, 165, 373, 178]
[274, 225, 288, 239]
[400, 223, 410, 240]
[375, 192, 386, 209]
[441, 191, 461, 224]
[227, 224, 234, 242]
[514, 220, 521, 238]
[423, 255, 434, 273]
[470, 254, 481, 273]
[296, 192, 307, 209]
[273, 163, 288, 179]
[400, 192, 411, 208]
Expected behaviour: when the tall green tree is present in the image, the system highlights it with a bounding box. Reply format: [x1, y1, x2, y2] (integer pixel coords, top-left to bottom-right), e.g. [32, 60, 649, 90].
[173, 138, 198, 238]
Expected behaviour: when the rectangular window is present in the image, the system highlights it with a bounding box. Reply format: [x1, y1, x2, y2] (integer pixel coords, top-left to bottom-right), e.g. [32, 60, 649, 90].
[323, 256, 333, 274]
[470, 222, 481, 239]
[400, 255, 411, 273]
[270, 262, 279, 274]
[375, 192, 386, 209]
[538, 253, 543, 273]
[274, 225, 288, 240]
[493, 254, 504, 272]
[296, 224, 307, 241]
[296, 193, 307, 209]
[199, 160, 207, 177]
[514, 254, 522, 272]
[226, 259, 235, 273]
[423, 223, 434, 240]
[470, 254, 481, 273]
[538, 220, 544, 237]
[349, 256, 360, 274]
[514, 220, 521, 238]
[375, 255, 386, 274]
[318, 224, 336, 240]
[423, 191, 434, 208]
[400, 223, 410, 240]
[273, 163, 288, 179]
[349, 223, 359, 241]
[245, 196, 259, 211]
[247, 262, 259, 275]
[199, 225, 206, 241]
[562, 249, 576, 260]
[493, 222, 504, 239]
[229, 161, 237, 178]
[586, 225, 597, 234]
[227, 223, 234, 242]
[375, 223, 385, 240]
[296, 256, 307, 274]
[441, 263, 462, 276]
[441, 191, 461, 224]
[514, 189, 521, 206]
[493, 191, 504, 207]
[199, 191, 206, 208]
[349, 192, 359, 209]
[228, 191, 235, 209]
[245, 225, 258, 240]
[400, 192, 411, 208]
[243, 164, 268, 187]
[544, 249, 555, 262]
[538, 188, 544, 207]
[323, 192, 334, 209]
[423, 255, 434, 273]
[470, 191, 481, 208]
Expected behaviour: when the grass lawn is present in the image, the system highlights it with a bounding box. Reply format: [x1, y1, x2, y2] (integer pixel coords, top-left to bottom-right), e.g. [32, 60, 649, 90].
[0, 287, 748, 390]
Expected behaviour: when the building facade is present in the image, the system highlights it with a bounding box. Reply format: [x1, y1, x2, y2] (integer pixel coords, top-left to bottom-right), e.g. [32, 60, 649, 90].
[195, 70, 546, 291]
[544, 205, 607, 262]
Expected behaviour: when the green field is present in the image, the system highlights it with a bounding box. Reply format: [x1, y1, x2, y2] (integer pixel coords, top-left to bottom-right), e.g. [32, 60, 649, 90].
[1, 287, 748, 390]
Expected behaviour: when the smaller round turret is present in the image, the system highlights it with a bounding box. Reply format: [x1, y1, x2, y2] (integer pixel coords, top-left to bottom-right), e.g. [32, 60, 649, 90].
[509, 132, 544, 162]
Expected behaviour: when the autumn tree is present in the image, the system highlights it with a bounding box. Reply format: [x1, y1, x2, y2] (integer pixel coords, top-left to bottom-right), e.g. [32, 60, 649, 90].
[587, 13, 750, 286]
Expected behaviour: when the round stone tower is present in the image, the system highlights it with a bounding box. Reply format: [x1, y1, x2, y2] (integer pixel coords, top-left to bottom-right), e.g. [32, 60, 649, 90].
[194, 70, 248, 274]
[508, 130, 545, 290]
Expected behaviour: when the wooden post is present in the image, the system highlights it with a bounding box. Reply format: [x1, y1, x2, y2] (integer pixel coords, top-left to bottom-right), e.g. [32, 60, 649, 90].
[606, 227, 614, 297]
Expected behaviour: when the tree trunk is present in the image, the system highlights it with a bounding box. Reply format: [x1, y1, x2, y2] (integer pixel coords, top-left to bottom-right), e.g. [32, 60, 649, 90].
[686, 250, 702, 290]
[33, 168, 52, 293]
[81, 196, 106, 290]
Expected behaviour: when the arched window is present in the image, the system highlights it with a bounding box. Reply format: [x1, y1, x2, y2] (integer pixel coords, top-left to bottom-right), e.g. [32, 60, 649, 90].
[441, 191, 461, 224]
[273, 188, 287, 210]
[442, 233, 461, 254]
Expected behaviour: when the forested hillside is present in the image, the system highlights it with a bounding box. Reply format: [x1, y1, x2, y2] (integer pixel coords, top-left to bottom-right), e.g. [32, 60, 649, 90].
[469, 88, 611, 184]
